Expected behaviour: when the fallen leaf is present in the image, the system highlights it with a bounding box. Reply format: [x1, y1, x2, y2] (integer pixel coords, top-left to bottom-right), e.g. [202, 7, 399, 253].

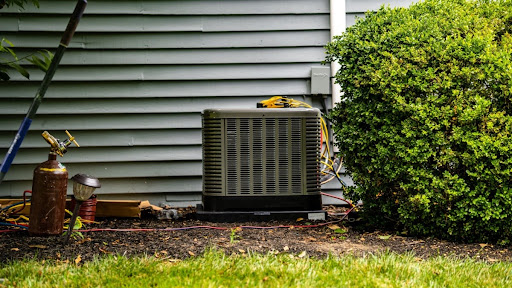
[296, 218, 304, 222]
[298, 251, 307, 258]
[99, 247, 111, 254]
[29, 245, 47, 249]
[334, 228, 347, 234]
[10, 248, 19, 251]
[77, 237, 92, 245]
[74, 255, 82, 265]
[360, 237, 365, 241]
[378, 235, 392, 240]
[160, 250, 168, 254]
[238, 249, 246, 253]
[328, 224, 341, 230]
[283, 246, 289, 251]
[188, 251, 195, 256]
[479, 243, 488, 248]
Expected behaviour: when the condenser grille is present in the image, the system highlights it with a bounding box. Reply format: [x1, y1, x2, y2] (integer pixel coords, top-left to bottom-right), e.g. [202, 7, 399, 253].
[202, 108, 321, 197]
[202, 118, 223, 194]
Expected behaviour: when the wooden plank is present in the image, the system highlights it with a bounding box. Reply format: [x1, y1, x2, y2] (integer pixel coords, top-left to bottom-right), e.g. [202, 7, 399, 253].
[0, 199, 143, 218]
[0, 0, 329, 15]
[0, 114, 202, 131]
[0, 129, 202, 148]
[2, 146, 202, 164]
[4, 161, 203, 181]
[0, 79, 311, 99]
[6, 63, 318, 82]
[94, 200, 141, 218]
[0, 31, 330, 49]
[99, 193, 201, 207]
[3, 15, 328, 32]
[12, 47, 325, 65]
[0, 96, 310, 115]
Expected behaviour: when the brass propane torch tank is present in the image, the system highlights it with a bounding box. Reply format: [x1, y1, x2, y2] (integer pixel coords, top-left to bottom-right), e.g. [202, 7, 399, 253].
[28, 131, 79, 236]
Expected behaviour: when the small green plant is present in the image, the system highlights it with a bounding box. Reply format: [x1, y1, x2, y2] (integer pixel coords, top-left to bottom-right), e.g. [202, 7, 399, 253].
[230, 227, 242, 243]
[62, 210, 84, 240]
[326, 0, 512, 243]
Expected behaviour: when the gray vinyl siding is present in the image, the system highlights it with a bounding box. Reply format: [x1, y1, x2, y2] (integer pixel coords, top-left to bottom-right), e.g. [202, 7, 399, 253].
[0, 0, 417, 206]
[0, 0, 331, 204]
[347, 0, 417, 27]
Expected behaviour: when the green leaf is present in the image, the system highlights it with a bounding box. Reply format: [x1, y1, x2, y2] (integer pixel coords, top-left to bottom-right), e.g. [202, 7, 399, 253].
[7, 62, 29, 79]
[334, 228, 347, 234]
[378, 235, 392, 240]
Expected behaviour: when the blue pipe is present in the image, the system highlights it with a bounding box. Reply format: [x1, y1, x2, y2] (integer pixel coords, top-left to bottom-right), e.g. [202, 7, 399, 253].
[0, 222, 28, 229]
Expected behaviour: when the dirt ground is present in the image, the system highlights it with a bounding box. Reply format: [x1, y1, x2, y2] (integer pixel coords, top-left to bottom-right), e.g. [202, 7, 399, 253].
[1, 206, 511, 264]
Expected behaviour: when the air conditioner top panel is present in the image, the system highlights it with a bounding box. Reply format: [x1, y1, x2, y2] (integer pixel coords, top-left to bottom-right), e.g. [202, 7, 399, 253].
[203, 108, 320, 119]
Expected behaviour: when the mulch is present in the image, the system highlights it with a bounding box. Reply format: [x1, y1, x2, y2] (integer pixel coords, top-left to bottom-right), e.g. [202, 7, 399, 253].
[1, 206, 511, 264]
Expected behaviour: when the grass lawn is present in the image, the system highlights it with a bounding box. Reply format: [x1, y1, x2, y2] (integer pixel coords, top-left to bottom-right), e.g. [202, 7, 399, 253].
[1, 250, 511, 288]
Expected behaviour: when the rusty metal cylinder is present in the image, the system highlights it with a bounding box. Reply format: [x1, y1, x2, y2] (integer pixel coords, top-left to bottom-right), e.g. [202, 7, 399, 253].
[28, 153, 68, 236]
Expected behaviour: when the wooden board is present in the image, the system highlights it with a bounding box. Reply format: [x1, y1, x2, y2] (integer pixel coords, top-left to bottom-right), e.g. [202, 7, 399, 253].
[1, 199, 142, 218]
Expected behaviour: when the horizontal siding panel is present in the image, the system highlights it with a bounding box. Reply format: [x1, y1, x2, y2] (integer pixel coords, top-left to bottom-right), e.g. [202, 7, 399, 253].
[0, 96, 310, 115]
[4, 161, 202, 181]
[0, 114, 201, 131]
[346, 0, 416, 13]
[0, 31, 330, 49]
[12, 47, 324, 65]
[2, 15, 329, 32]
[0, 0, 329, 15]
[2, 146, 202, 165]
[6, 63, 318, 81]
[0, 0, 332, 201]
[92, 177, 203, 195]
[0, 177, 203, 197]
[347, 14, 365, 27]
[104, 193, 202, 205]
[0, 129, 202, 148]
[0, 79, 311, 98]
[202, 15, 328, 32]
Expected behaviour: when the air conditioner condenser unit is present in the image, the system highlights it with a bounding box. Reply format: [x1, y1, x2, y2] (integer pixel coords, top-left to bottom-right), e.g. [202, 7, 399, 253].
[197, 108, 326, 221]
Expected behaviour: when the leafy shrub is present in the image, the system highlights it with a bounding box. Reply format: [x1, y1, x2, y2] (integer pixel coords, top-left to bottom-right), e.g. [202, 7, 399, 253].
[326, 0, 512, 242]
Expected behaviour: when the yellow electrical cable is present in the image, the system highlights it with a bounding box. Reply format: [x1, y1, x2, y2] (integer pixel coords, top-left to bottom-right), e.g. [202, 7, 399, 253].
[3, 203, 25, 212]
[5, 215, 29, 222]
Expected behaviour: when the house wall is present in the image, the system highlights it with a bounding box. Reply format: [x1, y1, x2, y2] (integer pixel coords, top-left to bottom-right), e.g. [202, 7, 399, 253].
[0, 0, 415, 206]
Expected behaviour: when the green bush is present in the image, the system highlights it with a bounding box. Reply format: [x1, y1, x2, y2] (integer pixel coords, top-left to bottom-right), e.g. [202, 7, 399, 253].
[326, 0, 512, 243]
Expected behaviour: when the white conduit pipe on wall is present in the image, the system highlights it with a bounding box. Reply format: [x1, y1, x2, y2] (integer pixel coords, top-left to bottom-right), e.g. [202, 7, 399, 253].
[330, 0, 346, 107]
